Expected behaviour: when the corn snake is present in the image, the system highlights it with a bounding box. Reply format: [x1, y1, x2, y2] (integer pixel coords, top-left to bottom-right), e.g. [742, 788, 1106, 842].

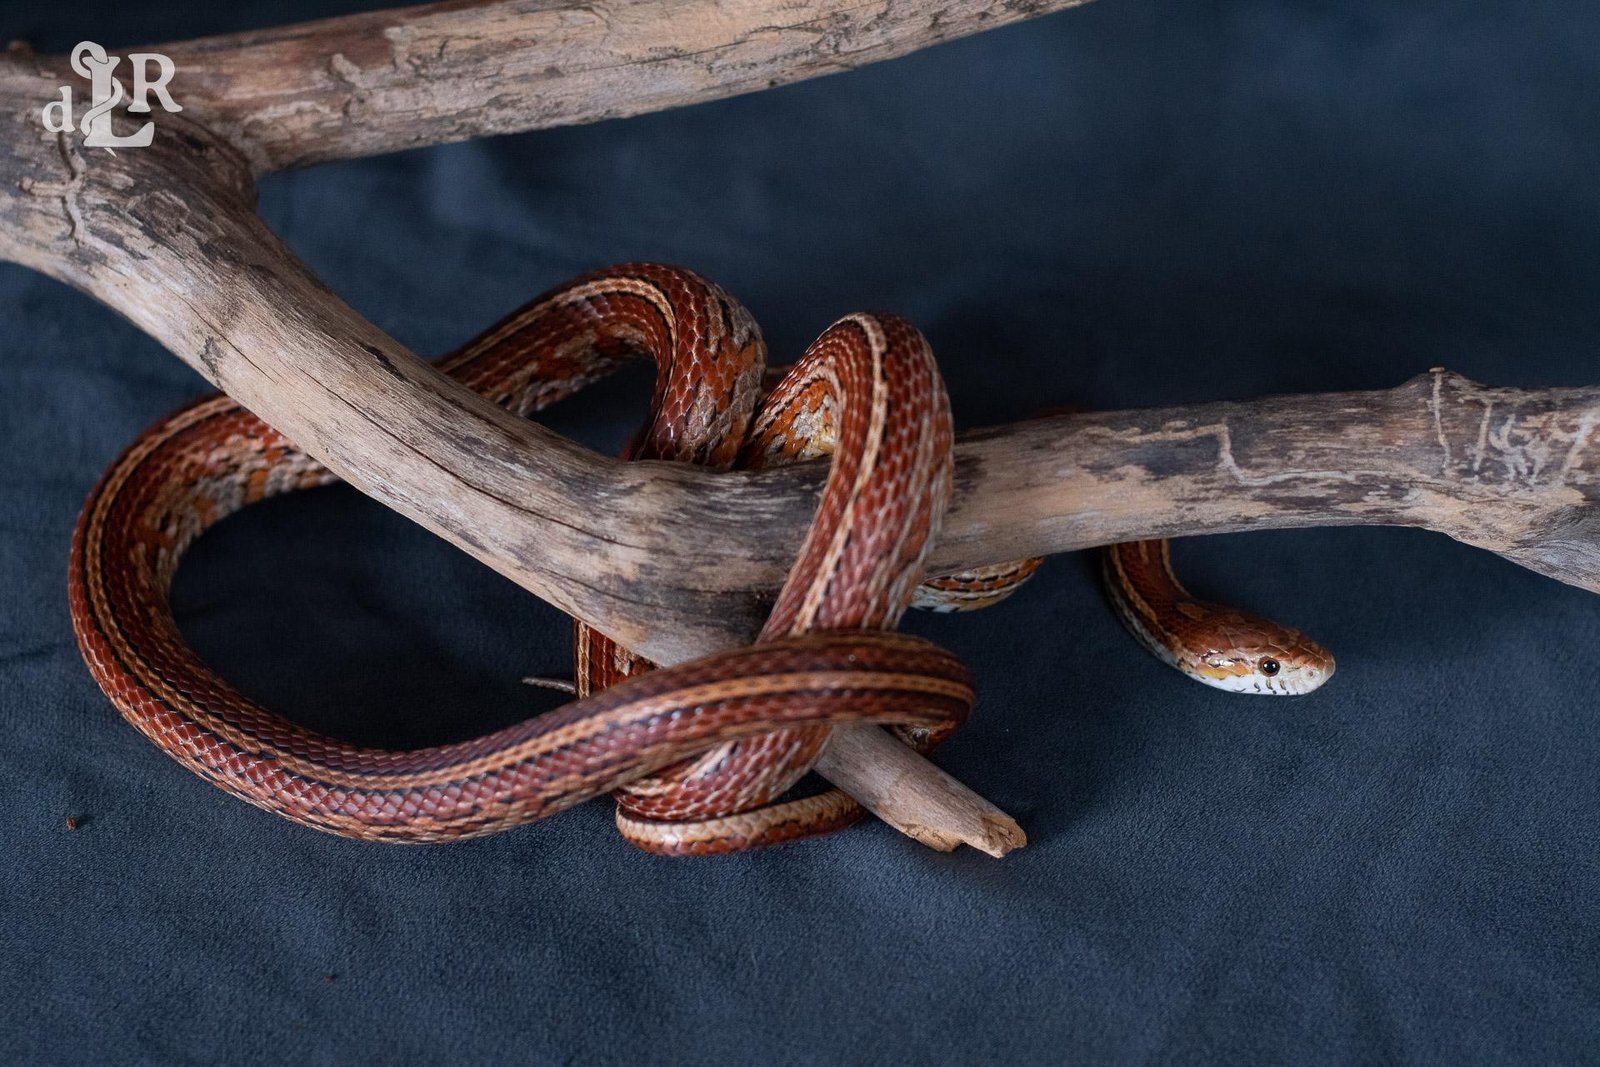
[70, 263, 1331, 854]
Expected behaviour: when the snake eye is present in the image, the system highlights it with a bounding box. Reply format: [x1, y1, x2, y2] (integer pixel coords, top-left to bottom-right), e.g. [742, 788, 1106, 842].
[1260, 658, 1281, 677]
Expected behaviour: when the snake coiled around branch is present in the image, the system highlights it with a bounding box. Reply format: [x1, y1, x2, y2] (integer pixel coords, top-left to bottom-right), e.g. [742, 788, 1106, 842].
[70, 264, 1333, 854]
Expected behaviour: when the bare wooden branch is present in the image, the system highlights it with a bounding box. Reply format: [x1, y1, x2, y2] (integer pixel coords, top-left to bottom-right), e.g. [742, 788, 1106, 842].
[5, 59, 1600, 658]
[16, 96, 1582, 642]
[936, 374, 1600, 594]
[816, 727, 1026, 857]
[3, 0, 1088, 857]
[148, 0, 1095, 173]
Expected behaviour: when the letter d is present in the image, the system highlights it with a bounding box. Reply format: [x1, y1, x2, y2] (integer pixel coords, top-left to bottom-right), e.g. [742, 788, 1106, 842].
[41, 87, 74, 133]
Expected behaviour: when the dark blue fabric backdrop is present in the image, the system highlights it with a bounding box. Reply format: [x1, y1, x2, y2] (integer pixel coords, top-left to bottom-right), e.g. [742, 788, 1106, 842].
[2, 1, 1597, 1063]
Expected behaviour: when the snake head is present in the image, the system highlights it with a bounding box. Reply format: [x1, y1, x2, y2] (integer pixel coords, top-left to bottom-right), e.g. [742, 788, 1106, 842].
[1192, 620, 1336, 696]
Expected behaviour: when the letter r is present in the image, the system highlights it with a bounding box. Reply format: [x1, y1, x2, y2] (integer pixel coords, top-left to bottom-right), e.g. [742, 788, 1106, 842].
[127, 53, 182, 114]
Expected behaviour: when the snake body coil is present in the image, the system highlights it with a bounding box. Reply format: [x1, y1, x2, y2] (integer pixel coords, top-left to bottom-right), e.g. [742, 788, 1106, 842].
[70, 264, 1332, 853]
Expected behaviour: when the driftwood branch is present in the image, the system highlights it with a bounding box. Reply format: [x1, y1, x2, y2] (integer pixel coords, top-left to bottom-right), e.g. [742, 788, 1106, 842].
[3, 0, 1598, 854]
[939, 377, 1600, 593]
[817, 727, 1027, 857]
[151, 0, 1095, 173]
[9, 51, 1591, 661]
[5, 0, 1109, 855]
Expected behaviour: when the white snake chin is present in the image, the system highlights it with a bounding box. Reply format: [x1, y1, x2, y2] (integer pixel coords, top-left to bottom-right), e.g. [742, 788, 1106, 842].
[1193, 660, 1335, 697]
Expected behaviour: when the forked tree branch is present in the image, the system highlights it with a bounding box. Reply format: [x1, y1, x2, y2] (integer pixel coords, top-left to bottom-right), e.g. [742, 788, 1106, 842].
[3, 1, 1596, 856]
[6, 62, 1596, 657]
